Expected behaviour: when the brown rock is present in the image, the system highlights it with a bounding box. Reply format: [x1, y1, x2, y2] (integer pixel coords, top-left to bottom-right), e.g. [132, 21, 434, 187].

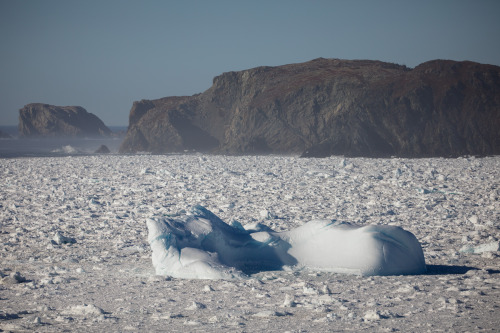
[94, 145, 111, 154]
[119, 58, 500, 157]
[19, 103, 111, 137]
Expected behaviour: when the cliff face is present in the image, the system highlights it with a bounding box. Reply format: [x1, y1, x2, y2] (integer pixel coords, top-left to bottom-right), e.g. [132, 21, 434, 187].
[19, 103, 111, 137]
[120, 58, 500, 157]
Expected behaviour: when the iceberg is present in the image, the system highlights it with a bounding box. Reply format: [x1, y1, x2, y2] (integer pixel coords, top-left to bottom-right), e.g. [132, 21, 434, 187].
[146, 206, 426, 279]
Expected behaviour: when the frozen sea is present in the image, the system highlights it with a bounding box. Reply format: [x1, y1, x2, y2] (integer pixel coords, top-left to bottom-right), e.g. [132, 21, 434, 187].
[0, 153, 499, 332]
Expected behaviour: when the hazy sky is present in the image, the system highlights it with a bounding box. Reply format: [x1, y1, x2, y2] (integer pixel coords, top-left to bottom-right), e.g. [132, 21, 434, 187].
[1, 0, 499, 126]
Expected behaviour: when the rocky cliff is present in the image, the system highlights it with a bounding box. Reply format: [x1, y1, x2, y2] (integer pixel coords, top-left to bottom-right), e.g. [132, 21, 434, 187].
[19, 103, 111, 137]
[120, 58, 500, 157]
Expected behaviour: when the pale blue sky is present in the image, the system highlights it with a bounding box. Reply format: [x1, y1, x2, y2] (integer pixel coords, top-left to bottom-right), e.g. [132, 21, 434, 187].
[1, 0, 499, 126]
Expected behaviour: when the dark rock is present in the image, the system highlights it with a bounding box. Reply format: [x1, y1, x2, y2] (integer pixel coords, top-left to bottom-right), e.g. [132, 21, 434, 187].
[119, 58, 500, 157]
[0, 129, 12, 139]
[94, 145, 111, 154]
[19, 103, 111, 137]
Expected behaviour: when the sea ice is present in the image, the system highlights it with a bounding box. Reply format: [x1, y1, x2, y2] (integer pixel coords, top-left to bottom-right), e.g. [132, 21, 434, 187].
[459, 241, 500, 254]
[147, 206, 426, 279]
[51, 231, 76, 245]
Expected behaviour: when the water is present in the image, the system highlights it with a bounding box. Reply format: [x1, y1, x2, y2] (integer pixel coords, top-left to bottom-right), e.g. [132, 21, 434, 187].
[0, 126, 127, 158]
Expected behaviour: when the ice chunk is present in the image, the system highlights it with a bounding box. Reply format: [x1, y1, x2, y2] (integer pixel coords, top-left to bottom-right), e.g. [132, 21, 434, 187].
[52, 231, 76, 245]
[146, 212, 248, 280]
[63, 304, 104, 317]
[364, 310, 382, 321]
[146, 206, 426, 279]
[459, 241, 500, 254]
[282, 294, 297, 307]
[0, 271, 27, 284]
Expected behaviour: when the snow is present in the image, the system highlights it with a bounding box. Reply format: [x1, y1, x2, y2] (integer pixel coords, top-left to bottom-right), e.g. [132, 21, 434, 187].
[147, 206, 426, 279]
[0, 154, 499, 331]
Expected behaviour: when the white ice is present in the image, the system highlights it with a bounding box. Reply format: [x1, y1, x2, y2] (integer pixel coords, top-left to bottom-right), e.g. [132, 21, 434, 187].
[147, 205, 426, 279]
[1, 154, 499, 332]
[51, 145, 80, 154]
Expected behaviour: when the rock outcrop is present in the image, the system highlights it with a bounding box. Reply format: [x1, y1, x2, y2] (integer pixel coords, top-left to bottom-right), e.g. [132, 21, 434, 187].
[0, 129, 12, 139]
[120, 58, 500, 157]
[94, 145, 111, 154]
[19, 103, 111, 137]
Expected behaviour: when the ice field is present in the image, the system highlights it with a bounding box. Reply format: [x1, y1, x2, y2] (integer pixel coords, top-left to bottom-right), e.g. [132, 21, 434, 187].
[1, 154, 499, 331]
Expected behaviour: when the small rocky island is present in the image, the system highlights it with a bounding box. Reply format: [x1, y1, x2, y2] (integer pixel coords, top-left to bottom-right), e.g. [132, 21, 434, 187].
[0, 129, 12, 139]
[19, 103, 111, 137]
[120, 58, 500, 157]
